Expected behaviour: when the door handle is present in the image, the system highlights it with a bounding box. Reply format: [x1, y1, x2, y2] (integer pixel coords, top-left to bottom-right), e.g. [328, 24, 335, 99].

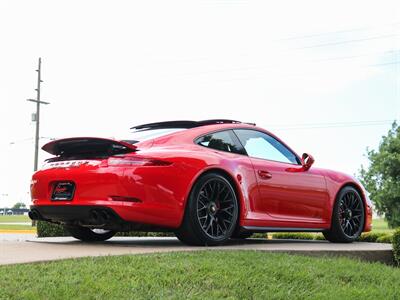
[258, 170, 272, 179]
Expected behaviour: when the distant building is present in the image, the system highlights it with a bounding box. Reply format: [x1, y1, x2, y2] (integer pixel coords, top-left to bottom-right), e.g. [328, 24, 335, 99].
[0, 208, 29, 215]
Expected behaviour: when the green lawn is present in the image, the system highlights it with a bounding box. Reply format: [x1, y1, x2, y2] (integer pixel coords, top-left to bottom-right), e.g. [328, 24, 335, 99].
[0, 224, 35, 230]
[0, 251, 399, 299]
[0, 215, 30, 223]
[372, 218, 394, 233]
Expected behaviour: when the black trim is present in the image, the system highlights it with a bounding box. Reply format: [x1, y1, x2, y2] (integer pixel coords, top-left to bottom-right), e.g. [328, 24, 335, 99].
[243, 226, 326, 232]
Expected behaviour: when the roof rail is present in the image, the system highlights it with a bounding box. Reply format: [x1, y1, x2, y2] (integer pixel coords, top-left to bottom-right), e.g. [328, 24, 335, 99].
[130, 119, 249, 131]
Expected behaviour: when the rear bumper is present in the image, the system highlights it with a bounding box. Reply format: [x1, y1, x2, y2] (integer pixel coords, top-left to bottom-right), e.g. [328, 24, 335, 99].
[30, 163, 190, 228]
[30, 205, 174, 232]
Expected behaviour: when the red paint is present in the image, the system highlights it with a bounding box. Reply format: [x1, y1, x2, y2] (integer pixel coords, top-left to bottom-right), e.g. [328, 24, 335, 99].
[30, 123, 372, 232]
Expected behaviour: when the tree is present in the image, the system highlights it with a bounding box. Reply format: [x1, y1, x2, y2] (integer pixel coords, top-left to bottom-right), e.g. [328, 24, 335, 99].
[12, 202, 26, 209]
[359, 122, 400, 228]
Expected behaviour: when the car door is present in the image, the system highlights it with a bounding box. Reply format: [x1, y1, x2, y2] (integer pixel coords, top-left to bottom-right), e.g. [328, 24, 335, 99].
[233, 129, 329, 223]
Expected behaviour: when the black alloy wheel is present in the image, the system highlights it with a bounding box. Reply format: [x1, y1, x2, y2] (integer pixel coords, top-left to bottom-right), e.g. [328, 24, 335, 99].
[338, 190, 364, 237]
[323, 186, 365, 243]
[175, 173, 239, 246]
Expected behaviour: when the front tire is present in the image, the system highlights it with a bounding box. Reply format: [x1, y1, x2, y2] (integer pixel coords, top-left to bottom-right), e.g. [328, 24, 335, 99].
[175, 173, 239, 246]
[66, 226, 116, 242]
[323, 186, 365, 243]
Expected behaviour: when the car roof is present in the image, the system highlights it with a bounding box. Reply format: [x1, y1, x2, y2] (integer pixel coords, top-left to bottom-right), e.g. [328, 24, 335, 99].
[130, 119, 255, 131]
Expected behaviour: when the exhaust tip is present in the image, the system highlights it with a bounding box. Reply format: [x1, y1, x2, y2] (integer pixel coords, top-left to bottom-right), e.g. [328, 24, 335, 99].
[28, 210, 40, 220]
[91, 210, 100, 221]
[100, 210, 110, 221]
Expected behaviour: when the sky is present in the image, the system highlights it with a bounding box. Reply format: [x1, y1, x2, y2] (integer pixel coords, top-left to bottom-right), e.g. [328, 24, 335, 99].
[0, 0, 399, 207]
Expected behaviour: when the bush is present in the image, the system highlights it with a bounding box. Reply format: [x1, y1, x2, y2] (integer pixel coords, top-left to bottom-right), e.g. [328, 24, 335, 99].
[37, 221, 174, 238]
[313, 234, 326, 240]
[357, 232, 388, 242]
[269, 231, 397, 244]
[393, 229, 400, 266]
[376, 234, 393, 244]
[251, 233, 269, 239]
[37, 221, 69, 237]
[271, 233, 326, 241]
[272, 233, 315, 240]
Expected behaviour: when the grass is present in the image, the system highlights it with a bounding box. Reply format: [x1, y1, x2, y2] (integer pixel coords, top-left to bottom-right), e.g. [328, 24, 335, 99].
[0, 215, 30, 223]
[0, 215, 33, 231]
[0, 251, 399, 300]
[0, 224, 35, 231]
[372, 218, 394, 233]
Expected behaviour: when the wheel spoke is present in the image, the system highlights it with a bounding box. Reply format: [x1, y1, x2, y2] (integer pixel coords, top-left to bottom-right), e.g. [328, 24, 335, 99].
[196, 177, 238, 239]
[338, 191, 364, 238]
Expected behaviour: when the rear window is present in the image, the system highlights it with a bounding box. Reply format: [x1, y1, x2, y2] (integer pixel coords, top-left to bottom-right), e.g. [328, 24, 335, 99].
[196, 130, 245, 154]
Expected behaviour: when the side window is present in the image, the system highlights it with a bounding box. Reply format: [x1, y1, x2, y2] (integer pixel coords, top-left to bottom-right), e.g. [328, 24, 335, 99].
[234, 129, 300, 164]
[196, 130, 244, 154]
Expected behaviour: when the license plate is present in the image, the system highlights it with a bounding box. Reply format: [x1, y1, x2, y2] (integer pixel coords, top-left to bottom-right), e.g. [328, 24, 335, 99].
[51, 182, 75, 201]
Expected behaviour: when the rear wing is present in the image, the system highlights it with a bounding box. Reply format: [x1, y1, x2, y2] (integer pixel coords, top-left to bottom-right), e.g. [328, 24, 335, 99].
[42, 137, 137, 157]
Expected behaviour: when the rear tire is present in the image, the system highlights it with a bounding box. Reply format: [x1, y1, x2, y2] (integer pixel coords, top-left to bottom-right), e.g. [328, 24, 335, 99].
[231, 229, 253, 239]
[175, 173, 239, 246]
[323, 186, 365, 243]
[65, 226, 116, 242]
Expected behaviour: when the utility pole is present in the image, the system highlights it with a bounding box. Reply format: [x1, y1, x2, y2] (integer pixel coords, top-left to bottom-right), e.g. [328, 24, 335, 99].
[27, 58, 50, 172]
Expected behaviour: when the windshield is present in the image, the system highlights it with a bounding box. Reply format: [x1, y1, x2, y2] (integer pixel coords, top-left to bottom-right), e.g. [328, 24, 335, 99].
[122, 128, 186, 144]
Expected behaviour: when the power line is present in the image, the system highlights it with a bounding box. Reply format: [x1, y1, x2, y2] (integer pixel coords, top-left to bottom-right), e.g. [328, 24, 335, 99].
[276, 22, 400, 41]
[294, 34, 399, 50]
[268, 120, 396, 130]
[369, 61, 400, 67]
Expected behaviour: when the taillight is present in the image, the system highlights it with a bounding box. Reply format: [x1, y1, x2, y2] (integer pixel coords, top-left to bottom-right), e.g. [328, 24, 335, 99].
[107, 156, 172, 167]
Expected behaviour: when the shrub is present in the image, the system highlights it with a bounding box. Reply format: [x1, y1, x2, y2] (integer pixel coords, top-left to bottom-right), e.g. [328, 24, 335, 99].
[357, 232, 387, 242]
[271, 233, 326, 241]
[272, 233, 315, 240]
[37, 221, 174, 238]
[251, 233, 268, 239]
[37, 221, 69, 237]
[313, 234, 326, 240]
[375, 234, 393, 244]
[269, 231, 395, 243]
[393, 228, 400, 266]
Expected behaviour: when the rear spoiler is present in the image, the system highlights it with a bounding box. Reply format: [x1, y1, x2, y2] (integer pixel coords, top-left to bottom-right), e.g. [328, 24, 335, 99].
[42, 137, 137, 156]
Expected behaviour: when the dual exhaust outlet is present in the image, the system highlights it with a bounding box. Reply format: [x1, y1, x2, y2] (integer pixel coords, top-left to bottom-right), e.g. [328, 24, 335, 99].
[28, 208, 114, 224]
[90, 209, 113, 224]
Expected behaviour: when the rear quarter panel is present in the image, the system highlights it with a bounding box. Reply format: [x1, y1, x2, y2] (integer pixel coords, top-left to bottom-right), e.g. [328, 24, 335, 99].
[322, 169, 372, 232]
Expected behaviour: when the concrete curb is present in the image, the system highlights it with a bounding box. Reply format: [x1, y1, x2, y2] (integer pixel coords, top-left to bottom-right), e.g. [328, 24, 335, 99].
[0, 237, 394, 266]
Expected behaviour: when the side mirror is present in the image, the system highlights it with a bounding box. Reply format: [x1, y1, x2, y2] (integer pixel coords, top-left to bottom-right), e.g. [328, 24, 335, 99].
[301, 153, 315, 171]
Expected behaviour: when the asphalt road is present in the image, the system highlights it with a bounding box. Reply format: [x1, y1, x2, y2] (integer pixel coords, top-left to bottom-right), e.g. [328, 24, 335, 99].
[0, 234, 393, 265]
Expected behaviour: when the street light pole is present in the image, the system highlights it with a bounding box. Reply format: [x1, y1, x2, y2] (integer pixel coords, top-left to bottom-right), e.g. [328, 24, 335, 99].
[27, 58, 50, 172]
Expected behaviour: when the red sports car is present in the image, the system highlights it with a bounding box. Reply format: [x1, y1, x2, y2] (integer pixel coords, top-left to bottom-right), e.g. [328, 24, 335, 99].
[29, 119, 372, 245]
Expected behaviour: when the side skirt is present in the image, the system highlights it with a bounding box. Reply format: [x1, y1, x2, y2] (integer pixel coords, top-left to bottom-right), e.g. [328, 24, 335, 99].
[243, 226, 326, 233]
